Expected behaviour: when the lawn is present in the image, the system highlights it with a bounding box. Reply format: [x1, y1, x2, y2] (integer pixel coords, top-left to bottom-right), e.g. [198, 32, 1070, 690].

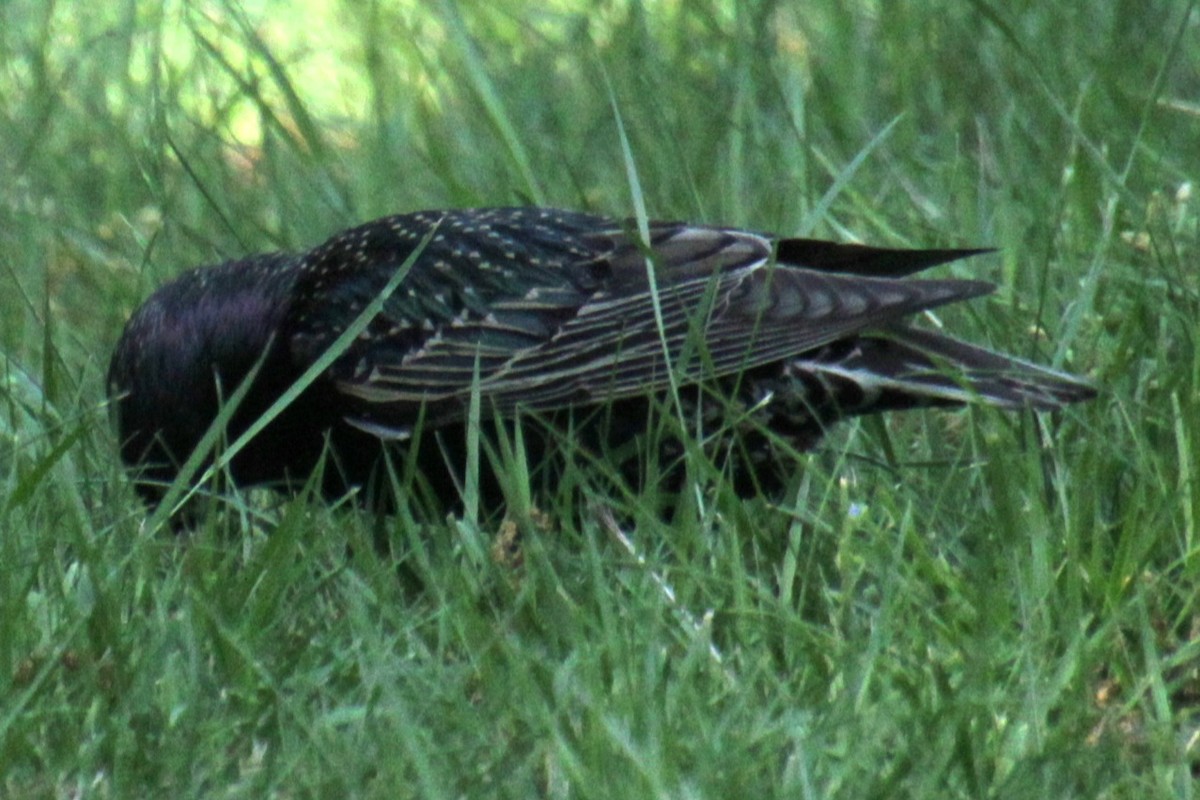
[2, 1, 1198, 797]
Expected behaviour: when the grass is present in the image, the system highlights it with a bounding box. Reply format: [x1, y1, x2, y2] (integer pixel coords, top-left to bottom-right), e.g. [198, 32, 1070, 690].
[2, 0, 1198, 796]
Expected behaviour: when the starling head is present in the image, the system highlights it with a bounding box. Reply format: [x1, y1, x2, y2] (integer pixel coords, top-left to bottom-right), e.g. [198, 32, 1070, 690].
[108, 207, 1095, 509]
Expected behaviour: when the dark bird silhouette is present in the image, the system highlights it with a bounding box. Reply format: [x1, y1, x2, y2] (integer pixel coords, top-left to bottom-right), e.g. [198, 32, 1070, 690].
[108, 207, 1094, 511]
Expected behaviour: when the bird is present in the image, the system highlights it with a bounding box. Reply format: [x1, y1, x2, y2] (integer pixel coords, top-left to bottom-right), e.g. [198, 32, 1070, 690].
[107, 206, 1095, 512]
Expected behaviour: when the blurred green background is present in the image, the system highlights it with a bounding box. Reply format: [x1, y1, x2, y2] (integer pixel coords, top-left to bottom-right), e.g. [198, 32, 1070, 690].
[2, 1, 1198, 797]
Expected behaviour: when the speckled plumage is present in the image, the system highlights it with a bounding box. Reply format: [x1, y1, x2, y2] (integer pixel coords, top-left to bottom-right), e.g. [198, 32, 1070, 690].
[108, 207, 1095, 509]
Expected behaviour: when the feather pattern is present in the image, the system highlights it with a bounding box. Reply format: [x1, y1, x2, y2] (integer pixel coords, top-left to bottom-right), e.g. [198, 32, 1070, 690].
[290, 210, 1001, 430]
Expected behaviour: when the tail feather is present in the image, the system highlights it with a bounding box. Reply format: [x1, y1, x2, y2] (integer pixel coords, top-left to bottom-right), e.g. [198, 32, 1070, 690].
[788, 323, 1096, 416]
[776, 239, 995, 277]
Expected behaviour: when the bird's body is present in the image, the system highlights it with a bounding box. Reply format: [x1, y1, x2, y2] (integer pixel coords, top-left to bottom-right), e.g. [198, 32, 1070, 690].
[108, 207, 1094, 510]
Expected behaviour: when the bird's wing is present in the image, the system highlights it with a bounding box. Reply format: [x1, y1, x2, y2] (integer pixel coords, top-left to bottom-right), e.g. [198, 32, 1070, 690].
[497, 268, 992, 407]
[298, 213, 993, 428]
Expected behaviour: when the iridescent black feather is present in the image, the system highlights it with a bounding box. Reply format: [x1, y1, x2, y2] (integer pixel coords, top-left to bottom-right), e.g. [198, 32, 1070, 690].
[108, 207, 1095, 509]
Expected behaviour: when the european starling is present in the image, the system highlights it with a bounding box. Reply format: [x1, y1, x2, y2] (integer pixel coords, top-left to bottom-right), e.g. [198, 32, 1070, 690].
[108, 207, 1094, 509]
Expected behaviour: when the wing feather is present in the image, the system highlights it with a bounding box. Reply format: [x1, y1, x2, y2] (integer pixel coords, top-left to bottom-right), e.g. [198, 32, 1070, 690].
[282, 209, 1004, 430]
[335, 251, 993, 416]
